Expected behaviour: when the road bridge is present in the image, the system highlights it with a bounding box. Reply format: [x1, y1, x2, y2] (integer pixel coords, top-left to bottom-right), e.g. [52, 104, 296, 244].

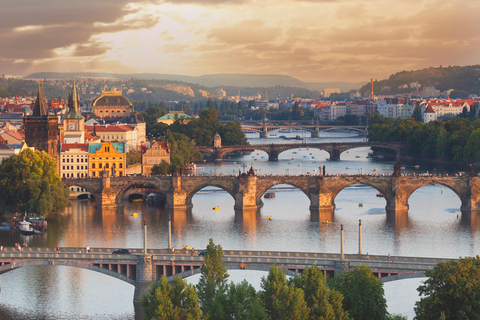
[196, 141, 405, 161]
[238, 123, 368, 138]
[62, 173, 480, 223]
[0, 246, 449, 305]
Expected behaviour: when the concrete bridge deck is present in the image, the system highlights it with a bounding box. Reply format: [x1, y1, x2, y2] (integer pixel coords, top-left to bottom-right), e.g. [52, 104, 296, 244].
[0, 246, 450, 305]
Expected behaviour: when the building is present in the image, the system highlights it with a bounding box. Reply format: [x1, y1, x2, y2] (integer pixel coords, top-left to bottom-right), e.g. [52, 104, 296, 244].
[92, 90, 133, 118]
[323, 88, 341, 97]
[24, 87, 59, 161]
[423, 104, 437, 123]
[88, 142, 126, 177]
[0, 130, 24, 145]
[142, 141, 170, 175]
[62, 79, 85, 144]
[0, 136, 32, 163]
[60, 143, 89, 178]
[84, 124, 141, 152]
[157, 111, 193, 125]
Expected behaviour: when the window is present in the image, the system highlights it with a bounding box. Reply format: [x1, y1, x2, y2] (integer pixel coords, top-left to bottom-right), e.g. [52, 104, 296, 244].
[99, 163, 102, 169]
[92, 172, 95, 177]
[62, 166, 65, 170]
[77, 158, 79, 162]
[119, 163, 123, 168]
[67, 159, 69, 163]
[62, 159, 65, 163]
[63, 173, 65, 178]
[77, 166, 79, 170]
[92, 163, 96, 169]
[106, 163, 109, 169]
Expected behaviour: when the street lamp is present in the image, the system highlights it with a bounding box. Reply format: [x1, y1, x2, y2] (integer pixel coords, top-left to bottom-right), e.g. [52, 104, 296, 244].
[168, 215, 172, 249]
[358, 220, 362, 255]
[340, 224, 344, 261]
[143, 219, 147, 255]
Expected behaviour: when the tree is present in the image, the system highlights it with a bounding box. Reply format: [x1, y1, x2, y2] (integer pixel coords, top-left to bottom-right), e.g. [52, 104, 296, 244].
[412, 103, 423, 122]
[0, 149, 70, 216]
[290, 265, 350, 320]
[126, 149, 142, 166]
[259, 264, 308, 320]
[221, 280, 267, 320]
[150, 161, 172, 175]
[414, 256, 480, 320]
[329, 265, 388, 320]
[142, 275, 202, 320]
[196, 238, 229, 320]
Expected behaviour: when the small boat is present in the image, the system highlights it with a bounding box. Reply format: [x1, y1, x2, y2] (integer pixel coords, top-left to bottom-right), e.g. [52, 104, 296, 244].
[133, 199, 143, 202]
[265, 192, 275, 198]
[267, 216, 273, 220]
[298, 164, 302, 167]
[376, 193, 383, 197]
[182, 245, 191, 250]
[322, 220, 331, 224]
[19, 221, 34, 235]
[131, 212, 138, 217]
[373, 169, 377, 172]
[355, 156, 361, 158]
[0, 225, 10, 231]
[358, 203, 363, 207]
[212, 206, 220, 210]
[415, 165, 420, 169]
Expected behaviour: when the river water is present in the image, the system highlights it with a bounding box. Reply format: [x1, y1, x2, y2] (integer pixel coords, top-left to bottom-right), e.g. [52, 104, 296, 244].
[0, 131, 475, 319]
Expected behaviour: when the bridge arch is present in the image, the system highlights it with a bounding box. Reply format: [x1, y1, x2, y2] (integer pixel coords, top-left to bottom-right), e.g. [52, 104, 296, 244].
[256, 182, 310, 205]
[380, 271, 426, 283]
[115, 181, 164, 205]
[0, 260, 135, 285]
[404, 183, 463, 210]
[166, 263, 301, 282]
[330, 182, 388, 209]
[62, 180, 98, 197]
[186, 184, 236, 207]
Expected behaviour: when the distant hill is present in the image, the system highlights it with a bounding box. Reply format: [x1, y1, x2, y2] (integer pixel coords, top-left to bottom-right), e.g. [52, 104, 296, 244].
[359, 65, 480, 97]
[24, 72, 363, 92]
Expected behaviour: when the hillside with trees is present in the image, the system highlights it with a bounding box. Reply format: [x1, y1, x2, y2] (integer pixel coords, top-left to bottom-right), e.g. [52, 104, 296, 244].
[359, 65, 480, 98]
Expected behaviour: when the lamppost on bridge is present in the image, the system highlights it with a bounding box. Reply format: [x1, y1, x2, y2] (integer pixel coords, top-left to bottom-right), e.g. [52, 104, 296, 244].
[359, 219, 362, 255]
[143, 219, 147, 255]
[340, 224, 344, 261]
[168, 215, 172, 249]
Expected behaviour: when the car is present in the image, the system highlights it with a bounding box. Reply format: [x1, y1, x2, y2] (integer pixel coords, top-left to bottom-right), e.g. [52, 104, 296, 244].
[198, 250, 206, 256]
[112, 248, 131, 254]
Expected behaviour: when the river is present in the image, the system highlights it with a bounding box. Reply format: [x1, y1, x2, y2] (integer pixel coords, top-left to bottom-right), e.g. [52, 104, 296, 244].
[0, 130, 474, 319]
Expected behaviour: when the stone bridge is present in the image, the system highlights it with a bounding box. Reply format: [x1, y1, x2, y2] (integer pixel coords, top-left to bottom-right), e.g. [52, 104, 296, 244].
[196, 141, 405, 161]
[0, 246, 449, 306]
[62, 174, 480, 222]
[238, 123, 368, 138]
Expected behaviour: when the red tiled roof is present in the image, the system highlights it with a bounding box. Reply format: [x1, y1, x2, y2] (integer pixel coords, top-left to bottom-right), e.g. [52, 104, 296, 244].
[61, 143, 88, 152]
[84, 125, 133, 132]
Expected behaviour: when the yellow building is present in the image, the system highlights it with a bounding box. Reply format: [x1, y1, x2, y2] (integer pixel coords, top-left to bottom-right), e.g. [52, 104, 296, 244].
[92, 90, 133, 118]
[88, 142, 126, 177]
[142, 141, 170, 175]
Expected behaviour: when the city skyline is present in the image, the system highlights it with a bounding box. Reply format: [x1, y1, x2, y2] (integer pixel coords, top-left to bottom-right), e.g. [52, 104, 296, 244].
[1, 0, 479, 83]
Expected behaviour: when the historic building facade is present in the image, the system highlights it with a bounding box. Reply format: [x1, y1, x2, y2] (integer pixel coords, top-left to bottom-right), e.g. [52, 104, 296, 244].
[92, 90, 133, 118]
[142, 141, 170, 175]
[60, 143, 89, 178]
[24, 87, 59, 161]
[63, 79, 85, 144]
[88, 142, 126, 177]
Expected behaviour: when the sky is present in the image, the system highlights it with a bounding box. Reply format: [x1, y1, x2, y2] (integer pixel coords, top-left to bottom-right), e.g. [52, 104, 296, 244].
[1, 0, 479, 83]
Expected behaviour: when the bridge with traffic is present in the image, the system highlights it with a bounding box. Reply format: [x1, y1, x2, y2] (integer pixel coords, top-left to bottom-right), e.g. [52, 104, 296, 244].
[62, 173, 480, 223]
[195, 141, 405, 161]
[236, 122, 369, 138]
[0, 246, 446, 305]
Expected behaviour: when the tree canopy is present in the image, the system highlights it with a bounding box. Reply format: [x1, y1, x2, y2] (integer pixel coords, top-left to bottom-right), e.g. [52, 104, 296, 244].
[329, 265, 388, 320]
[0, 148, 70, 216]
[414, 256, 480, 320]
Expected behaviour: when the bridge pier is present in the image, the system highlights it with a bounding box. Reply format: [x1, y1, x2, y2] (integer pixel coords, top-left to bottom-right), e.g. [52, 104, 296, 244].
[234, 175, 261, 212]
[329, 146, 341, 161]
[312, 127, 320, 138]
[259, 130, 267, 139]
[133, 255, 155, 318]
[268, 146, 279, 161]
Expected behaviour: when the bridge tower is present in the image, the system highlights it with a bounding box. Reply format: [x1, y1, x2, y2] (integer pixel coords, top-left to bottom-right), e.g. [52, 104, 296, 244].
[95, 171, 118, 207]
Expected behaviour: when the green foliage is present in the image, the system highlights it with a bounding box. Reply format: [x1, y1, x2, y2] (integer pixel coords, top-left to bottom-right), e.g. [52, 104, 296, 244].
[387, 315, 408, 320]
[196, 238, 229, 320]
[329, 265, 388, 320]
[290, 265, 350, 320]
[414, 256, 480, 320]
[368, 113, 480, 162]
[142, 276, 202, 320]
[259, 264, 308, 320]
[0, 149, 69, 216]
[166, 130, 203, 171]
[150, 161, 172, 175]
[126, 149, 142, 166]
[220, 280, 267, 320]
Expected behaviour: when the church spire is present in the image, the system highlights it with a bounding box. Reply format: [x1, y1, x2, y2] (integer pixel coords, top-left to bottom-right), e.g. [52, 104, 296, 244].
[65, 77, 84, 119]
[32, 85, 48, 117]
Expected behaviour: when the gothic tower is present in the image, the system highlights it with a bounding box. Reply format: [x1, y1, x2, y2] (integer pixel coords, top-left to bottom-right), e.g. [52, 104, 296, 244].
[63, 78, 85, 143]
[24, 86, 59, 160]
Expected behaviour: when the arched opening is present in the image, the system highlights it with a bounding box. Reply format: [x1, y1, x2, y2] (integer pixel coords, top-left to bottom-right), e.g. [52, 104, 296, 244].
[0, 265, 134, 319]
[67, 185, 94, 200]
[117, 183, 166, 207]
[403, 185, 463, 257]
[278, 147, 329, 163]
[339, 146, 372, 161]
